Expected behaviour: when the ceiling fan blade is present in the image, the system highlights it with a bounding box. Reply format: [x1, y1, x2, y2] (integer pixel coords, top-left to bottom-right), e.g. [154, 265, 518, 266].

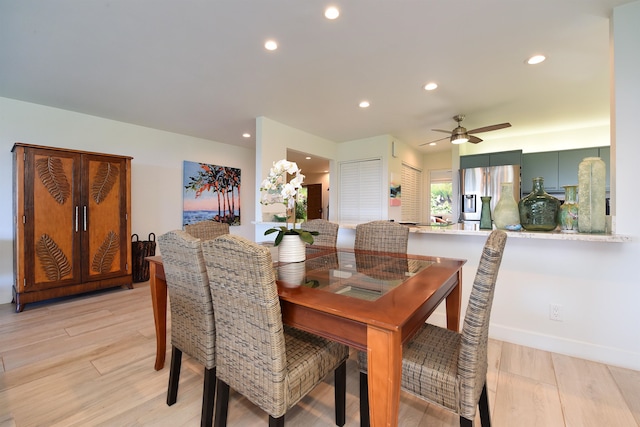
[467, 122, 511, 134]
[431, 129, 452, 134]
[468, 135, 483, 144]
[419, 135, 450, 146]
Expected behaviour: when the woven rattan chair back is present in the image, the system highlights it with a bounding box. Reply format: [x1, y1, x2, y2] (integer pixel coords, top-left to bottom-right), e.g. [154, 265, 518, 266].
[157, 230, 216, 427]
[354, 220, 409, 253]
[184, 220, 229, 241]
[457, 229, 507, 419]
[202, 235, 288, 415]
[202, 234, 349, 426]
[300, 219, 339, 247]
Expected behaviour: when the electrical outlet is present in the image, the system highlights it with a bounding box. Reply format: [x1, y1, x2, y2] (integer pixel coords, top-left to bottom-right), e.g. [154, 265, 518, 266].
[549, 304, 563, 321]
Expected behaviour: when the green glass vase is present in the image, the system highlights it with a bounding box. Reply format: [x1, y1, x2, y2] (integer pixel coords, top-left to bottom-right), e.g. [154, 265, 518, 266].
[557, 185, 579, 233]
[518, 177, 560, 231]
[493, 182, 521, 230]
[480, 196, 493, 229]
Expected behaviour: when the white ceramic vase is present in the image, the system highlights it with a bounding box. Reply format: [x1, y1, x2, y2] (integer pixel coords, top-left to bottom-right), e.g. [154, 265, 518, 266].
[278, 234, 306, 263]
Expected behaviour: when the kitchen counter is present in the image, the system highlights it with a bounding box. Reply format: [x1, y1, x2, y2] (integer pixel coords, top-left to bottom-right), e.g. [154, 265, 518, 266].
[339, 222, 631, 243]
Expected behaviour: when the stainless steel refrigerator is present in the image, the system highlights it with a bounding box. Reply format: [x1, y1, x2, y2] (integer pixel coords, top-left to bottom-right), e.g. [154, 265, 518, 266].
[459, 165, 520, 222]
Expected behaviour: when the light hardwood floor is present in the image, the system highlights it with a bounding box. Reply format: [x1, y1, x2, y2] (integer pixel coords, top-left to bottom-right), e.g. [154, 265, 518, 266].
[1, 283, 639, 427]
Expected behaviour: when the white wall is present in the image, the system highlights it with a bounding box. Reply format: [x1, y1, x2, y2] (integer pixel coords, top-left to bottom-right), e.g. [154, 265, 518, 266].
[255, 117, 338, 242]
[0, 97, 256, 304]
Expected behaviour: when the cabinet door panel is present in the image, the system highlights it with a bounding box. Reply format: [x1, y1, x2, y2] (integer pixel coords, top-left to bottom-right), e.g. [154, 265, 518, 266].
[522, 152, 559, 194]
[558, 148, 598, 188]
[598, 146, 610, 190]
[83, 155, 129, 280]
[27, 149, 82, 291]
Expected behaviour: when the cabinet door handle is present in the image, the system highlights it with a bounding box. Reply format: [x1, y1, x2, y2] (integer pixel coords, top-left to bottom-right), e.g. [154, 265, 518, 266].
[75, 206, 79, 232]
[83, 206, 87, 231]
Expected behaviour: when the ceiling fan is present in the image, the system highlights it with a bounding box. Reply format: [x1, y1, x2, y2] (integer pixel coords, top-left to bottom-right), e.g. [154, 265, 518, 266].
[420, 114, 511, 145]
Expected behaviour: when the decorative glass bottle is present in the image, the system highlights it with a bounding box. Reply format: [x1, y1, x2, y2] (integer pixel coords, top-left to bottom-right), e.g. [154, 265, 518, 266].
[557, 185, 579, 233]
[480, 196, 493, 229]
[493, 182, 521, 230]
[518, 177, 560, 231]
[578, 157, 606, 233]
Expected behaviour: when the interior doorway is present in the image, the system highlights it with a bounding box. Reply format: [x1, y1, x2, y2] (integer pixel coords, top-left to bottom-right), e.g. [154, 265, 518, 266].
[304, 184, 323, 220]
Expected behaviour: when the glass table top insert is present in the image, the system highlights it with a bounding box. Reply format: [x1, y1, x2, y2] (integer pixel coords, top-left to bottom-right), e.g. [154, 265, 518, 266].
[277, 251, 434, 301]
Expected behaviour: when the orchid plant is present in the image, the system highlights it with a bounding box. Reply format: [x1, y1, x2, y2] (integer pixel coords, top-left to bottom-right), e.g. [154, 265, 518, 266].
[260, 159, 318, 246]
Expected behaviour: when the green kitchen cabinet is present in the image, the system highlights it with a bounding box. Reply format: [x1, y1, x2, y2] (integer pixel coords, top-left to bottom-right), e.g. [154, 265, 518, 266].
[558, 147, 599, 188]
[460, 150, 522, 169]
[522, 151, 559, 194]
[598, 146, 610, 190]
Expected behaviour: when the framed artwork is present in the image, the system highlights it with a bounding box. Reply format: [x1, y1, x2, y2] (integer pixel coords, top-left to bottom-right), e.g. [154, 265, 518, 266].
[183, 160, 241, 226]
[390, 173, 401, 206]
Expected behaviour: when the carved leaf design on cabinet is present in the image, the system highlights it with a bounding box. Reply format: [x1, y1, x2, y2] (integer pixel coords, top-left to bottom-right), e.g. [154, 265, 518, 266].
[92, 230, 119, 273]
[35, 156, 71, 205]
[36, 234, 72, 281]
[91, 162, 119, 204]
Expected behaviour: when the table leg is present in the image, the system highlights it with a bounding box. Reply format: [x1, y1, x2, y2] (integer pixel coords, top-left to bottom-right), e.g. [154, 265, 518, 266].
[367, 325, 402, 427]
[149, 262, 167, 370]
[445, 270, 462, 332]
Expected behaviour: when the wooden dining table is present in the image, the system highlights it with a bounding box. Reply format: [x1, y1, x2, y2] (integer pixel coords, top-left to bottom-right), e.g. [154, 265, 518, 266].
[147, 246, 466, 427]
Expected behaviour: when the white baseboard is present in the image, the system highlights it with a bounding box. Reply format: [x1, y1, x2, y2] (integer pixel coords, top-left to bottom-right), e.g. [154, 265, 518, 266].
[428, 313, 640, 371]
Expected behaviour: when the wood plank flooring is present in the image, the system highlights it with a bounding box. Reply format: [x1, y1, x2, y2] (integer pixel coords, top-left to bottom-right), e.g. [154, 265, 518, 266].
[1, 283, 638, 426]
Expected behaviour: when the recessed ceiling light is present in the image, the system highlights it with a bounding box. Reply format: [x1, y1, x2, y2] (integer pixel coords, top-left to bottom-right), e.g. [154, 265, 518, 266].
[305, 156, 311, 160]
[424, 82, 438, 91]
[324, 6, 339, 19]
[526, 55, 546, 65]
[359, 100, 370, 108]
[264, 40, 278, 51]
[429, 142, 436, 146]
[242, 133, 251, 138]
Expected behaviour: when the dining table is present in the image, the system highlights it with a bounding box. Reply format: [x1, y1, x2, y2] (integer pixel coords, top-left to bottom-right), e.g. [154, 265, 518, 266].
[147, 245, 466, 427]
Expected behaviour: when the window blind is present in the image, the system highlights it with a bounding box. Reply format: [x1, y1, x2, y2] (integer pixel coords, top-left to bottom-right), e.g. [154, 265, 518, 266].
[401, 163, 422, 222]
[339, 159, 383, 223]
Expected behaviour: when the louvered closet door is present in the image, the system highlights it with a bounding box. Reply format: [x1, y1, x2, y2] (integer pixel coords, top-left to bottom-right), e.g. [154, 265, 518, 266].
[82, 154, 129, 281]
[26, 148, 83, 291]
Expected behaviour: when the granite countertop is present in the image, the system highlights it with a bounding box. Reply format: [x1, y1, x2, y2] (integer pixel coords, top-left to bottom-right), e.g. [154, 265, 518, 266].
[338, 222, 631, 242]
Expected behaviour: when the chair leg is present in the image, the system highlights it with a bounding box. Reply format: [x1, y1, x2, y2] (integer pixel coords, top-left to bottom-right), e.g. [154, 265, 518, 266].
[213, 379, 230, 427]
[201, 367, 216, 427]
[269, 415, 285, 427]
[359, 372, 370, 427]
[335, 361, 346, 426]
[167, 346, 182, 406]
[459, 382, 490, 427]
[479, 382, 491, 427]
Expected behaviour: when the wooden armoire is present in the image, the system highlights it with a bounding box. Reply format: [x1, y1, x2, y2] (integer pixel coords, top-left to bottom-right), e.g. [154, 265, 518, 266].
[12, 143, 133, 312]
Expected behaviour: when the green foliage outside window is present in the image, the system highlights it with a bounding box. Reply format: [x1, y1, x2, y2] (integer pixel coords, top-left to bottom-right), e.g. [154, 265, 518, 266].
[431, 182, 453, 215]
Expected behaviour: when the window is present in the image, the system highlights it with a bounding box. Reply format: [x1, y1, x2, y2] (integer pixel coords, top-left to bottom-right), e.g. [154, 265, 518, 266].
[401, 163, 422, 222]
[430, 169, 453, 222]
[339, 159, 382, 223]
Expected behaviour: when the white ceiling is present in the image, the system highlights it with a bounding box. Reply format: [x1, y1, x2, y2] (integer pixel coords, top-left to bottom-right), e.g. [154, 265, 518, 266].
[0, 0, 631, 160]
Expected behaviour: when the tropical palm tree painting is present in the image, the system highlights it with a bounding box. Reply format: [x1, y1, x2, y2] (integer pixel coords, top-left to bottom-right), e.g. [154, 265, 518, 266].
[183, 161, 241, 226]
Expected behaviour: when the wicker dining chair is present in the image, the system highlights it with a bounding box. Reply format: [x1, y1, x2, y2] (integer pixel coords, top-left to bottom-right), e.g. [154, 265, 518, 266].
[358, 230, 508, 427]
[201, 234, 350, 427]
[300, 219, 339, 247]
[354, 220, 409, 253]
[157, 230, 217, 427]
[184, 220, 230, 241]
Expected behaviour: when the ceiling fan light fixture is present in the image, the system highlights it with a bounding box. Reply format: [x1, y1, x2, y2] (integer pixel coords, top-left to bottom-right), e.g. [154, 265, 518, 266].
[451, 133, 469, 144]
